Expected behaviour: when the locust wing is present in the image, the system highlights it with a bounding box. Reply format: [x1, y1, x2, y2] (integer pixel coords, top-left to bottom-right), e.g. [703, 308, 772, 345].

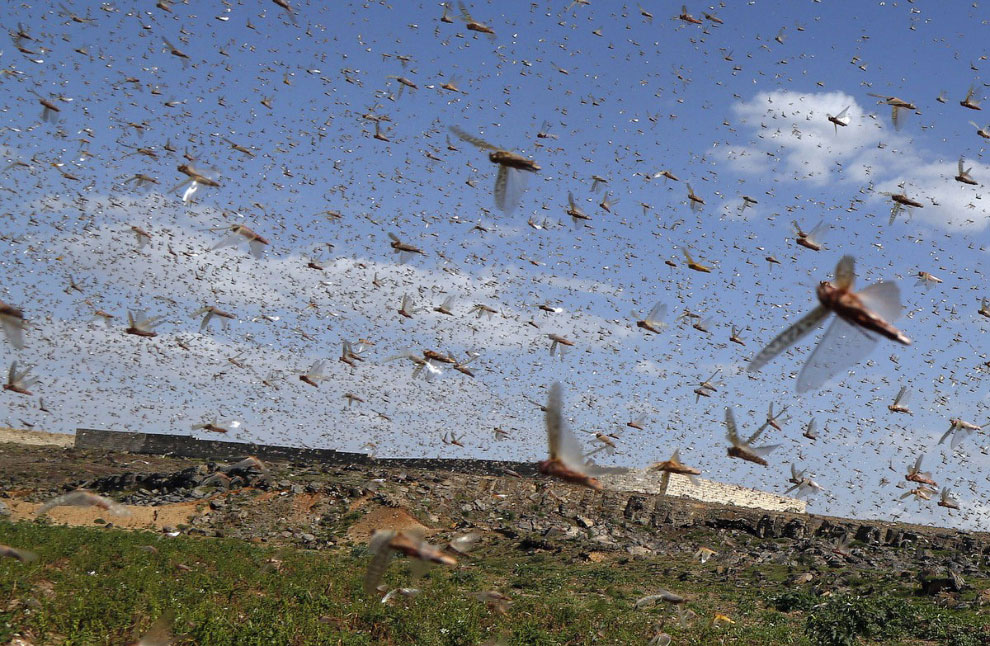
[748, 305, 829, 374]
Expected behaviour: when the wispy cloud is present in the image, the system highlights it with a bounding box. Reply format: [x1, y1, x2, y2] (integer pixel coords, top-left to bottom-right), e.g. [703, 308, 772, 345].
[725, 90, 990, 232]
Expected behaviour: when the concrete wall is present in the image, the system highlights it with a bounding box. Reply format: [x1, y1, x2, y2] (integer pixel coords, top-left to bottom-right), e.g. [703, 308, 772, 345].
[74, 428, 804, 512]
[598, 470, 807, 514]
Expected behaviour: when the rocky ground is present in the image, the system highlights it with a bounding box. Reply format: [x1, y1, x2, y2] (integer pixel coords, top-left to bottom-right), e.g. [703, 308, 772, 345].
[1, 436, 988, 610]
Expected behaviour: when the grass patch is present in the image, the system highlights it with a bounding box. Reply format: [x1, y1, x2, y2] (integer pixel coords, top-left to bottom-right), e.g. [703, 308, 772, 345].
[0, 520, 984, 645]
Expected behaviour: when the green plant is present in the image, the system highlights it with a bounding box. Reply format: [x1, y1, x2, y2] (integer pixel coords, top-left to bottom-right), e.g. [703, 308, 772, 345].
[771, 590, 817, 612]
[805, 594, 922, 646]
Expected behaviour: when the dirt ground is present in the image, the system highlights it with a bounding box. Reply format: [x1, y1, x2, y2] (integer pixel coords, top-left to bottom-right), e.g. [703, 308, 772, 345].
[3, 497, 199, 530]
[0, 427, 74, 447]
[347, 505, 431, 542]
[0, 429, 208, 532]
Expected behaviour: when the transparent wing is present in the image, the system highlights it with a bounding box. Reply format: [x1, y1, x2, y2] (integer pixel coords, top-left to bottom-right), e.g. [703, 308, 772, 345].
[797, 316, 878, 393]
[748, 305, 829, 373]
[447, 532, 481, 554]
[135, 614, 173, 646]
[745, 419, 769, 445]
[855, 281, 902, 323]
[449, 125, 498, 151]
[493, 166, 508, 212]
[724, 407, 739, 445]
[385, 348, 416, 362]
[834, 256, 855, 289]
[247, 239, 267, 258]
[893, 385, 908, 406]
[307, 360, 327, 378]
[835, 106, 849, 119]
[20, 371, 39, 389]
[212, 231, 242, 251]
[181, 180, 199, 203]
[139, 314, 166, 329]
[888, 202, 903, 226]
[951, 427, 975, 450]
[364, 541, 396, 595]
[167, 176, 191, 193]
[545, 383, 585, 469]
[546, 383, 564, 460]
[0, 317, 24, 349]
[750, 443, 781, 458]
[937, 425, 955, 446]
[501, 167, 527, 214]
[422, 362, 443, 381]
[807, 220, 828, 244]
[658, 471, 671, 492]
[891, 105, 902, 130]
[545, 383, 563, 458]
[646, 302, 667, 324]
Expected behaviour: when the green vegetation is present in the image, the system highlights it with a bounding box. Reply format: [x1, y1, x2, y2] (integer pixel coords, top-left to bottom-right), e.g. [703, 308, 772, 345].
[0, 520, 986, 645]
[804, 594, 990, 646]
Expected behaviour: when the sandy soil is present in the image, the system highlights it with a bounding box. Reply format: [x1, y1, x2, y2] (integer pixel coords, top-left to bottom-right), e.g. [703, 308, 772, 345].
[347, 506, 431, 542]
[0, 427, 74, 447]
[4, 497, 199, 530]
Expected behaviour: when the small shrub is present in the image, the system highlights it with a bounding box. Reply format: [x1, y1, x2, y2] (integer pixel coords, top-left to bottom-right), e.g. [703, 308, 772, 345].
[771, 590, 817, 613]
[805, 594, 915, 646]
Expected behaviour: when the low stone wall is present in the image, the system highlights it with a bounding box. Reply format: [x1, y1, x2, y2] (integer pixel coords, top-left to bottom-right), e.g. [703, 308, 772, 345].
[75, 428, 361, 464]
[74, 429, 539, 476]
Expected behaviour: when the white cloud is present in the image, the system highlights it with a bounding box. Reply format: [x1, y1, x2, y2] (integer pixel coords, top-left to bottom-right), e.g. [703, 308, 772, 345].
[728, 90, 894, 184]
[725, 90, 990, 232]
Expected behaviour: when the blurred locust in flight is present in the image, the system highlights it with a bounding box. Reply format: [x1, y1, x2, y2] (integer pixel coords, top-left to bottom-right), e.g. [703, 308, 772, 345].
[449, 125, 540, 214]
[539, 383, 604, 490]
[748, 256, 910, 393]
[724, 407, 779, 466]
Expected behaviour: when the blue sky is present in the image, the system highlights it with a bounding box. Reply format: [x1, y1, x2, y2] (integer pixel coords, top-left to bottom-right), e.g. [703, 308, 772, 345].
[1, 1, 989, 529]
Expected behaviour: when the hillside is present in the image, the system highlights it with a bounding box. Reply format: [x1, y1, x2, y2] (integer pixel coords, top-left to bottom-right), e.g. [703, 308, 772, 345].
[0, 438, 987, 645]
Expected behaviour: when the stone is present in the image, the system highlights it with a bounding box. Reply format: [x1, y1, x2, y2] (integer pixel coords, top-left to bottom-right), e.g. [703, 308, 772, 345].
[781, 518, 805, 539]
[855, 524, 881, 546]
[626, 545, 653, 557]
